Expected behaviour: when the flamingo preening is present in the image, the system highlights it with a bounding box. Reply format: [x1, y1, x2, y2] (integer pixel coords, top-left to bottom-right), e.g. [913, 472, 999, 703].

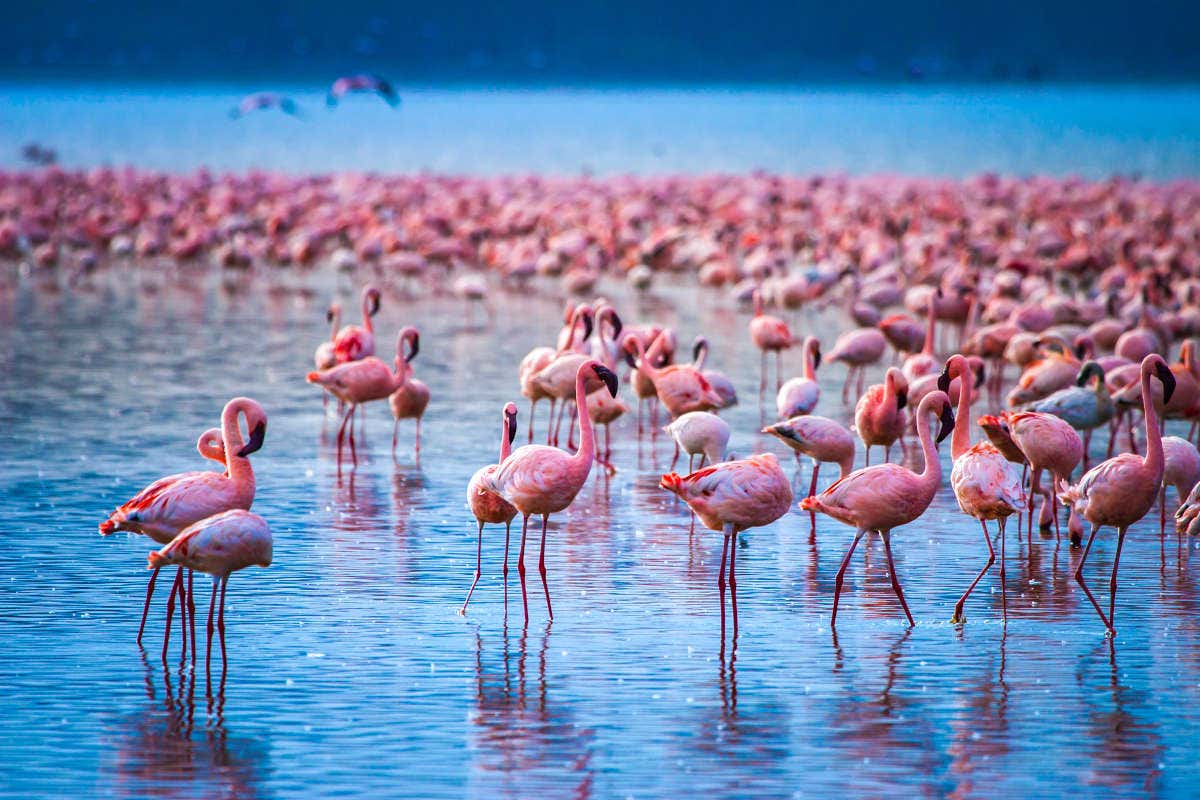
[332, 285, 381, 363]
[326, 74, 401, 107]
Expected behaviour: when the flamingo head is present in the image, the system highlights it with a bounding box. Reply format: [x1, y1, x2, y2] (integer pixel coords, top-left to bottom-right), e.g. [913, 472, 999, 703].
[762, 423, 800, 445]
[970, 357, 986, 389]
[401, 326, 420, 362]
[809, 338, 822, 372]
[605, 309, 623, 340]
[365, 286, 381, 316]
[326, 302, 342, 324]
[937, 364, 951, 393]
[503, 402, 519, 445]
[592, 364, 619, 398]
[1152, 356, 1176, 404]
[1076, 360, 1105, 387]
[238, 418, 267, 457]
[936, 399, 956, 445]
[691, 336, 708, 363]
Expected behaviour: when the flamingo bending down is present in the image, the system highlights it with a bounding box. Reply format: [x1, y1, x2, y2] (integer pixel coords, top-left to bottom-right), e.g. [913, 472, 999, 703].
[763, 415, 854, 529]
[776, 336, 821, 419]
[660, 453, 792, 640]
[854, 367, 908, 465]
[1161, 436, 1200, 536]
[1006, 410, 1082, 538]
[940, 355, 1024, 623]
[1058, 355, 1175, 635]
[828, 328, 887, 403]
[307, 330, 410, 467]
[624, 336, 724, 419]
[664, 411, 730, 473]
[801, 391, 956, 627]
[147, 509, 272, 670]
[327, 74, 401, 107]
[691, 337, 738, 408]
[748, 289, 792, 392]
[389, 328, 430, 460]
[462, 403, 520, 615]
[483, 360, 619, 624]
[332, 285, 381, 363]
[100, 398, 267, 655]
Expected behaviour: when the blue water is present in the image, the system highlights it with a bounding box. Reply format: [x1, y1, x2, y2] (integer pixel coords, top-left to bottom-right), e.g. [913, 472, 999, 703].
[2, 269, 1200, 798]
[3, 84, 1200, 178]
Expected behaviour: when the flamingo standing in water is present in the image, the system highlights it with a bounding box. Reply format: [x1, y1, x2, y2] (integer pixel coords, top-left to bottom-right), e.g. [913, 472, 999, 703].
[802, 391, 956, 627]
[854, 367, 908, 465]
[146, 509, 272, 670]
[462, 403, 519, 615]
[333, 286, 381, 363]
[828, 327, 888, 403]
[624, 336, 724, 419]
[660, 453, 792, 641]
[389, 328, 430, 460]
[776, 336, 821, 419]
[1059, 355, 1175, 635]
[1005, 410, 1082, 538]
[763, 415, 854, 531]
[1160, 436, 1200, 536]
[664, 411, 730, 473]
[314, 302, 342, 410]
[484, 360, 619, 624]
[528, 305, 596, 446]
[691, 336, 738, 408]
[748, 289, 792, 392]
[307, 330, 410, 468]
[100, 398, 267, 657]
[519, 305, 592, 443]
[940, 355, 1024, 623]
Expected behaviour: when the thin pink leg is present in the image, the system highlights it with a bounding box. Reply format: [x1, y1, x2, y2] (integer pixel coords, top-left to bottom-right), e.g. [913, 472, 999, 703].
[502, 519, 512, 614]
[807, 462, 820, 529]
[1107, 527, 1127, 635]
[217, 575, 229, 664]
[137, 567, 160, 646]
[461, 520, 485, 615]
[392, 419, 399, 454]
[1074, 522, 1112, 631]
[517, 514, 530, 625]
[538, 514, 553, 620]
[717, 526, 731, 641]
[187, 569, 196, 662]
[999, 516, 1008, 622]
[162, 567, 182, 662]
[831, 530, 866, 627]
[729, 528, 739, 637]
[178, 567, 188, 661]
[527, 399, 537, 443]
[881, 531, 915, 626]
[952, 519, 996, 623]
[205, 576, 218, 673]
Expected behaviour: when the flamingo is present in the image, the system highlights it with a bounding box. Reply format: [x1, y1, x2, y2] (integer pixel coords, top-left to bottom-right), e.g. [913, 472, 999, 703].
[520, 307, 592, 443]
[327, 74, 401, 107]
[1005, 410, 1083, 538]
[1161, 437, 1200, 536]
[776, 336, 821, 419]
[333, 285, 381, 363]
[307, 330, 411, 467]
[389, 328, 430, 460]
[531, 305, 596, 446]
[483, 360, 619, 624]
[100, 398, 267, 656]
[748, 288, 792, 392]
[1058, 355, 1176, 634]
[763, 415, 854, 528]
[1006, 339, 1079, 407]
[229, 93, 302, 119]
[660, 453, 792, 641]
[146, 509, 272, 670]
[828, 327, 888, 403]
[664, 411, 730, 473]
[939, 355, 1024, 623]
[878, 314, 926, 358]
[628, 327, 674, 433]
[462, 403, 520, 615]
[586, 382, 630, 474]
[853, 366, 908, 465]
[315, 302, 342, 411]
[901, 290, 941, 382]
[691, 336, 738, 408]
[801, 391, 956, 627]
[623, 336, 724, 420]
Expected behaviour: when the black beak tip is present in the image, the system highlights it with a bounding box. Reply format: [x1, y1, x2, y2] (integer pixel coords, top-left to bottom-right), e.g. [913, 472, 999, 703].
[896, 390, 908, 411]
[936, 368, 951, 392]
[1158, 364, 1177, 404]
[237, 421, 267, 457]
[974, 365, 986, 389]
[936, 406, 956, 444]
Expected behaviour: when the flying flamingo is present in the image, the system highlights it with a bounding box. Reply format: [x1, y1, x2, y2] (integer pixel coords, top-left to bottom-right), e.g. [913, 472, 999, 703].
[939, 355, 1024, 623]
[146, 509, 272, 670]
[763, 415, 854, 531]
[660, 453, 792, 641]
[776, 336, 821, 419]
[307, 330, 411, 468]
[327, 74, 401, 107]
[100, 398, 267, 656]
[828, 327, 888, 403]
[1058, 355, 1175, 635]
[748, 289, 792, 392]
[389, 328, 430, 460]
[462, 403, 519, 615]
[1005, 410, 1082, 538]
[1161, 436, 1200, 536]
[483, 360, 620, 624]
[229, 92, 302, 119]
[854, 366, 908, 465]
[664, 411, 730, 473]
[333, 286, 381, 363]
[801, 391, 956, 627]
[623, 336, 724, 419]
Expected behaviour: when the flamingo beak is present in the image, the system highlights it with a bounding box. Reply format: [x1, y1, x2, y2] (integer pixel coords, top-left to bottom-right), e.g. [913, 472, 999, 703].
[369, 291, 381, 316]
[326, 308, 335, 324]
[506, 409, 518, 445]
[581, 313, 594, 342]
[936, 403, 956, 445]
[406, 331, 420, 362]
[594, 364, 619, 397]
[813, 344, 822, 372]
[974, 363, 986, 389]
[237, 421, 267, 457]
[622, 345, 638, 368]
[1157, 362, 1177, 404]
[609, 311, 622, 339]
[692, 339, 704, 363]
[936, 366, 951, 392]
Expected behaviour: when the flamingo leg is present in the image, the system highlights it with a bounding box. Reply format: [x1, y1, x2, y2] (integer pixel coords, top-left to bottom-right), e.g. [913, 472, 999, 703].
[831, 529, 866, 627]
[461, 520, 484, 615]
[729, 528, 739, 637]
[392, 419, 399, 454]
[335, 403, 354, 467]
[688, 453, 695, 475]
[178, 566, 188, 661]
[205, 575, 218, 673]
[718, 525, 731, 641]
[856, 365, 866, 397]
[162, 566, 182, 662]
[760, 351, 767, 394]
[136, 567, 160, 646]
[1161, 487, 1167, 538]
[187, 569, 196, 662]
[217, 575, 229, 664]
[502, 519, 512, 614]
[1074, 522, 1113, 632]
[546, 398, 558, 445]
[881, 531, 914, 626]
[999, 516, 1008, 622]
[952, 519, 996, 623]
[776, 350, 783, 392]
[1107, 526, 1127, 635]
[865, 445, 871, 467]
[538, 514, 553, 620]
[517, 514, 530, 625]
[527, 399, 537, 443]
[671, 441, 680, 470]
[415, 418, 422, 464]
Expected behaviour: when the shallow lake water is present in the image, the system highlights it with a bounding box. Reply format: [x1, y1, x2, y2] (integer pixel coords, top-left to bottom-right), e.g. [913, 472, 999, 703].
[2, 265, 1200, 798]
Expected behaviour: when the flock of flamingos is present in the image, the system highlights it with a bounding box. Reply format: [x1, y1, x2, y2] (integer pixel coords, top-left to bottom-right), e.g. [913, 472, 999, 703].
[36, 168, 1195, 667]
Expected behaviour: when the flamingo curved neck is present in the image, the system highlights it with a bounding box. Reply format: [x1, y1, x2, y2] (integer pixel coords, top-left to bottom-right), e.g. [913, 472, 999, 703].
[915, 402, 942, 485]
[802, 341, 816, 380]
[221, 403, 254, 487]
[329, 310, 340, 341]
[951, 359, 972, 460]
[571, 368, 597, 469]
[361, 294, 374, 334]
[1140, 364, 1164, 475]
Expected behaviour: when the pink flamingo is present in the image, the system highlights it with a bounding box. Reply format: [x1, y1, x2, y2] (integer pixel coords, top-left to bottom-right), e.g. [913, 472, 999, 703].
[901, 290, 941, 382]
[775, 336, 821, 418]
[664, 411, 730, 473]
[853, 366, 908, 465]
[691, 337, 738, 408]
[748, 289, 792, 392]
[147, 509, 272, 670]
[326, 74, 400, 107]
[1161, 436, 1200, 536]
[230, 92, 301, 119]
[532, 305, 597, 446]
[660, 453, 792, 641]
[624, 336, 724, 420]
[878, 314, 926, 358]
[1005, 410, 1082, 538]
[462, 403, 520, 615]
[389, 328, 430, 460]
[307, 330, 411, 467]
[801, 391, 956, 627]
[332, 285, 381, 363]
[315, 302, 342, 411]
[483, 360, 619, 624]
[1058, 355, 1175, 634]
[940, 355, 1023, 623]
[100, 398, 267, 656]
[828, 327, 888, 403]
[763, 415, 854, 531]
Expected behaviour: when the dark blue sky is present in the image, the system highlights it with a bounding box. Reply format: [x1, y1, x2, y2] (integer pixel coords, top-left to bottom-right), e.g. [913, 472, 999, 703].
[8, 1, 1200, 83]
